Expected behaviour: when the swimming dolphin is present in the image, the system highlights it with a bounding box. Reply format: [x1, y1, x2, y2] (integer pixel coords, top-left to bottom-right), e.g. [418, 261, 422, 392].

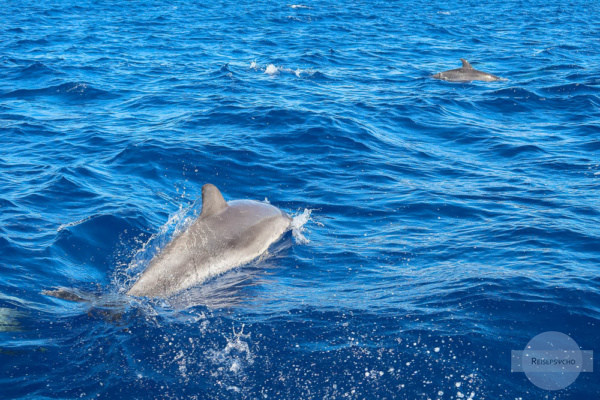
[433, 58, 502, 82]
[44, 184, 292, 301]
[126, 184, 292, 298]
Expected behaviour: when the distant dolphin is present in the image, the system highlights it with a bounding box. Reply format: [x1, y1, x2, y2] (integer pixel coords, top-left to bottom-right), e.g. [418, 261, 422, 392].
[127, 184, 292, 298]
[45, 184, 292, 300]
[433, 58, 502, 82]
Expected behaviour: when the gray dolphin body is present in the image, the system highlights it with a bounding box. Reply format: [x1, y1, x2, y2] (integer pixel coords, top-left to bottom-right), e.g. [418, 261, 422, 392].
[433, 59, 502, 82]
[127, 184, 292, 298]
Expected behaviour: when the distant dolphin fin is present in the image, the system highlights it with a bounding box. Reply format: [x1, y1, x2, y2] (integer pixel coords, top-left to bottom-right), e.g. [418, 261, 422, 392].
[460, 58, 472, 69]
[200, 183, 228, 217]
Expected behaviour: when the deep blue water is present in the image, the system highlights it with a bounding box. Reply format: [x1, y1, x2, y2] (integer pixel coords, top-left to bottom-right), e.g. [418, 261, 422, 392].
[1, 0, 600, 398]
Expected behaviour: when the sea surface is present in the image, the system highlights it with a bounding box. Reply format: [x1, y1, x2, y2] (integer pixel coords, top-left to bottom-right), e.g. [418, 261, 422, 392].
[1, 0, 599, 398]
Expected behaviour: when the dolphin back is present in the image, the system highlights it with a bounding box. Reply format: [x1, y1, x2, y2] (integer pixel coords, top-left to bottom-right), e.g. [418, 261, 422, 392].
[127, 185, 291, 298]
[433, 58, 502, 82]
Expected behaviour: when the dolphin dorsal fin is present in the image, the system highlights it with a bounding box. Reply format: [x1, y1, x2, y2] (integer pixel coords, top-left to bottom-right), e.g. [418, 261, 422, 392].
[460, 58, 473, 69]
[200, 184, 228, 217]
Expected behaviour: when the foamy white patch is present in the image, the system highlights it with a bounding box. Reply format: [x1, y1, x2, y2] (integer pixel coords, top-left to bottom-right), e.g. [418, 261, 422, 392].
[437, 10, 451, 15]
[291, 208, 312, 244]
[289, 4, 309, 9]
[265, 64, 279, 75]
[253, 62, 314, 78]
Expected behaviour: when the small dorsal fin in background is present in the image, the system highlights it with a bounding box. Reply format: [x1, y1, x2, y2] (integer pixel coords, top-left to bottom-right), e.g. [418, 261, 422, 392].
[460, 58, 472, 69]
[201, 184, 228, 217]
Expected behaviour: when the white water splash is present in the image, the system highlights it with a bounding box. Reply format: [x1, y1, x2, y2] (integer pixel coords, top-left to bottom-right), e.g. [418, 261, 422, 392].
[208, 324, 253, 375]
[252, 61, 315, 78]
[265, 64, 279, 75]
[291, 208, 312, 244]
[114, 202, 198, 292]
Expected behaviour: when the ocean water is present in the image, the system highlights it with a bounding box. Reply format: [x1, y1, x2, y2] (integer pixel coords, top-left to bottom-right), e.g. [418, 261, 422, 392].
[1, 0, 599, 398]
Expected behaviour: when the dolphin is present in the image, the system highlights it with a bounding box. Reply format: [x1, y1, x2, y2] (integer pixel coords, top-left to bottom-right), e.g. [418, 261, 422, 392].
[127, 184, 292, 298]
[433, 58, 502, 82]
[45, 184, 292, 301]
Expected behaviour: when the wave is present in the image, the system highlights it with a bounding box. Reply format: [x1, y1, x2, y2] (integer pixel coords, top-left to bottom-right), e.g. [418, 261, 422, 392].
[540, 64, 586, 72]
[540, 82, 600, 95]
[14, 61, 58, 79]
[18, 174, 99, 211]
[581, 139, 600, 151]
[1, 82, 117, 101]
[16, 38, 49, 46]
[476, 86, 600, 113]
[486, 87, 541, 99]
[0, 197, 19, 210]
[489, 143, 547, 158]
[53, 213, 148, 274]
